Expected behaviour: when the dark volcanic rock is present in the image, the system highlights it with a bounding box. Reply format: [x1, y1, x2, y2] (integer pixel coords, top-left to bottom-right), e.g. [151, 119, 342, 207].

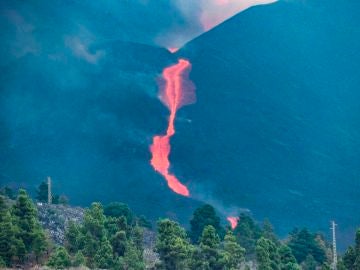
[178, 0, 360, 249]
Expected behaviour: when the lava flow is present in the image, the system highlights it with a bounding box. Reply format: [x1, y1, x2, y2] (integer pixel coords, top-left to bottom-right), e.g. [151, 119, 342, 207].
[227, 216, 240, 229]
[150, 59, 195, 196]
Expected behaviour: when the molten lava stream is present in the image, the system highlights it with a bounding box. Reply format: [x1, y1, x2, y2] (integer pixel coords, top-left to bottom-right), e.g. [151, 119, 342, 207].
[227, 216, 239, 229]
[150, 59, 195, 197]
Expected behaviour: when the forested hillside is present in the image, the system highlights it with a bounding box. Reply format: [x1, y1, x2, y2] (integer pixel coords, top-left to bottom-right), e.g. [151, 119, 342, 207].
[1, 186, 359, 269]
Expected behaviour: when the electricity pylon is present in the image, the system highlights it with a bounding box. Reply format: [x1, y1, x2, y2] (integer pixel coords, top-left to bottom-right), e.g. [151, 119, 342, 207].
[47, 176, 52, 204]
[331, 220, 337, 270]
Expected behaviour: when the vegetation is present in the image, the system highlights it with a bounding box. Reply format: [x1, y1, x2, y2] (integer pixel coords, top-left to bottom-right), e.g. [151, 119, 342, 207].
[156, 219, 192, 269]
[233, 213, 262, 255]
[47, 246, 71, 269]
[190, 204, 225, 243]
[287, 228, 326, 265]
[63, 202, 146, 269]
[220, 230, 245, 269]
[342, 229, 360, 269]
[0, 186, 16, 199]
[0, 186, 360, 269]
[104, 201, 134, 224]
[0, 190, 48, 267]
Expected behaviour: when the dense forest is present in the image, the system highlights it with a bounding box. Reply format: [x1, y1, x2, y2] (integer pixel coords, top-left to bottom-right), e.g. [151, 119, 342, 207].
[0, 185, 359, 270]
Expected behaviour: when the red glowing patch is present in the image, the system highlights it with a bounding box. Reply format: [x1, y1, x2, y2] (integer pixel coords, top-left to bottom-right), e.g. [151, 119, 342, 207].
[168, 47, 179, 53]
[150, 59, 195, 196]
[227, 216, 239, 229]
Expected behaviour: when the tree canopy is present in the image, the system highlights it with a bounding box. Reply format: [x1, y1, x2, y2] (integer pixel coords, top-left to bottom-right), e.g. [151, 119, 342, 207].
[190, 204, 224, 243]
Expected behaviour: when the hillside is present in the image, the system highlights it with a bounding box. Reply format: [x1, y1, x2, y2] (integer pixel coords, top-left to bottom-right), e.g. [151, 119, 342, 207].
[4, 190, 356, 269]
[176, 0, 360, 247]
[0, 39, 204, 224]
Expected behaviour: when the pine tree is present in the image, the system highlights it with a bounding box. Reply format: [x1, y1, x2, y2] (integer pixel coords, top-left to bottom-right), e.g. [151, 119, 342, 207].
[156, 219, 192, 270]
[132, 225, 144, 252]
[80, 202, 107, 265]
[234, 213, 262, 255]
[82, 231, 99, 260]
[105, 215, 130, 237]
[278, 244, 300, 269]
[337, 259, 348, 270]
[72, 250, 86, 267]
[0, 203, 17, 266]
[288, 228, 326, 265]
[302, 254, 317, 270]
[14, 238, 26, 264]
[65, 221, 81, 253]
[355, 229, 360, 270]
[268, 241, 281, 270]
[83, 202, 106, 241]
[0, 256, 6, 268]
[190, 204, 224, 243]
[354, 256, 360, 270]
[104, 202, 134, 225]
[220, 230, 245, 270]
[36, 182, 48, 202]
[32, 228, 48, 263]
[256, 237, 280, 270]
[256, 237, 273, 270]
[262, 219, 279, 245]
[93, 239, 114, 269]
[12, 189, 47, 261]
[121, 241, 145, 270]
[0, 186, 16, 200]
[198, 225, 223, 270]
[189, 247, 203, 270]
[356, 229, 360, 254]
[343, 246, 356, 269]
[47, 246, 71, 269]
[111, 230, 127, 257]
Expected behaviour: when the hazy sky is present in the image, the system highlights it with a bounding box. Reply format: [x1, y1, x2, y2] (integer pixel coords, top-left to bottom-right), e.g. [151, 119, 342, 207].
[161, 0, 278, 49]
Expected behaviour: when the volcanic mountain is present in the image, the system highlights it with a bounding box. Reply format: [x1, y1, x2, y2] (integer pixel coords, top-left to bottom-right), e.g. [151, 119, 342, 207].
[1, 0, 359, 249]
[175, 0, 360, 247]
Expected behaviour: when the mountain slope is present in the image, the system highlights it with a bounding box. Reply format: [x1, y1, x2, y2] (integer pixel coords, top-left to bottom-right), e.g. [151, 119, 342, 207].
[0, 40, 203, 223]
[175, 0, 360, 246]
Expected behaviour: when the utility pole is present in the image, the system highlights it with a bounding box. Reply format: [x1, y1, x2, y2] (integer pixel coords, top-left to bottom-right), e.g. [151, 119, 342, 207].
[331, 220, 337, 270]
[47, 176, 52, 204]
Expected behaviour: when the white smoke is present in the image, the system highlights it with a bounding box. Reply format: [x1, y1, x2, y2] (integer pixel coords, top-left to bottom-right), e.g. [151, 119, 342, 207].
[197, 0, 278, 31]
[164, 0, 277, 48]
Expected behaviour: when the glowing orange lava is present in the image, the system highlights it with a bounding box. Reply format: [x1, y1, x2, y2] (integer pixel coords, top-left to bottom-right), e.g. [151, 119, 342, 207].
[227, 216, 239, 229]
[150, 59, 195, 196]
[168, 47, 179, 53]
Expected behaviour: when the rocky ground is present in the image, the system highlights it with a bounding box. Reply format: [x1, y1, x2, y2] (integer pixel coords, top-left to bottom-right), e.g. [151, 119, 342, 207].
[35, 203, 159, 269]
[142, 229, 160, 268]
[36, 203, 85, 245]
